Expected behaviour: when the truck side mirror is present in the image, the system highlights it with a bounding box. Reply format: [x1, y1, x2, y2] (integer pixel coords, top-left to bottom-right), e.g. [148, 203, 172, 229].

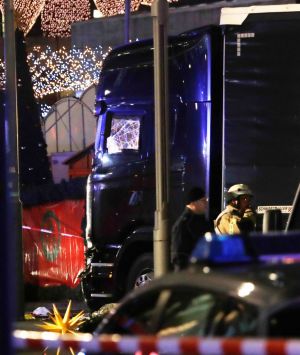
[95, 100, 107, 117]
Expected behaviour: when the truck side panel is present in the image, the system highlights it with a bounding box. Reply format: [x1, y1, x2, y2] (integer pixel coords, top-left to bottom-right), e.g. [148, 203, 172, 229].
[224, 14, 300, 223]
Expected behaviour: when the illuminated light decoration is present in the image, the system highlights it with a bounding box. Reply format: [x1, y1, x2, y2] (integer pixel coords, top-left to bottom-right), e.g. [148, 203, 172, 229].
[40, 103, 52, 117]
[41, 0, 91, 37]
[38, 300, 85, 355]
[38, 300, 85, 334]
[14, 0, 46, 35]
[0, 0, 45, 35]
[0, 60, 5, 89]
[93, 0, 178, 17]
[0, 0, 180, 36]
[27, 45, 108, 98]
[1, 46, 109, 97]
[93, 0, 140, 17]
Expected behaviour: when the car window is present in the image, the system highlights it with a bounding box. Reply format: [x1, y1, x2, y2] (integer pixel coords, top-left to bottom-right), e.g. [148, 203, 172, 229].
[100, 287, 220, 336]
[206, 298, 258, 337]
[99, 289, 164, 334]
[157, 291, 216, 336]
[100, 287, 258, 337]
[268, 305, 300, 337]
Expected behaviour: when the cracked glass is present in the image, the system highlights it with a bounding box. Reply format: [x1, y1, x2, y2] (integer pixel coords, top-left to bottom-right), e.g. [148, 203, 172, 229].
[107, 116, 141, 154]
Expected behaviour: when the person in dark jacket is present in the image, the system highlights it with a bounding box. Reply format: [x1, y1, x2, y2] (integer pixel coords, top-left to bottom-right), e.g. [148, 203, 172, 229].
[171, 187, 213, 270]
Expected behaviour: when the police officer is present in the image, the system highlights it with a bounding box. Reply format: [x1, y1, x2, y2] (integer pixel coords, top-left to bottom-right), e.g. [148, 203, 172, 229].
[171, 187, 213, 270]
[215, 184, 256, 235]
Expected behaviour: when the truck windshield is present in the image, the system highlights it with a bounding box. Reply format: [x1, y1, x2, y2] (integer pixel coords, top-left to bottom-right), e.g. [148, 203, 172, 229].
[106, 116, 141, 154]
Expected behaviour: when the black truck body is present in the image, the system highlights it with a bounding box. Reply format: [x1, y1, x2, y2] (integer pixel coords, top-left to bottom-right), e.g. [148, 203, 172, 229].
[81, 5, 300, 309]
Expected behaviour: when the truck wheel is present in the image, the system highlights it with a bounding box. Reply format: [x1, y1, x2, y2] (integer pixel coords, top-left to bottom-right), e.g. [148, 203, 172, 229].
[127, 253, 154, 292]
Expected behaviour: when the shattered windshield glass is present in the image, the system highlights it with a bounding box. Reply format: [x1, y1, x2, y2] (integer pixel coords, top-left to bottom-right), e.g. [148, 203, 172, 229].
[107, 117, 140, 154]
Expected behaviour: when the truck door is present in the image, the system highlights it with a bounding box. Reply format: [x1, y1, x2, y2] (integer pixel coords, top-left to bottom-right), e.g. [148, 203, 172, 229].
[91, 106, 155, 246]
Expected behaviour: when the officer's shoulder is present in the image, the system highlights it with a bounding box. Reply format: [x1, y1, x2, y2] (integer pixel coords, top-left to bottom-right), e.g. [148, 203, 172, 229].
[231, 209, 241, 217]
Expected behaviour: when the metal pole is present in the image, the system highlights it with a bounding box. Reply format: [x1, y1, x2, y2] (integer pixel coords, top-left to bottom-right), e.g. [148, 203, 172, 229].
[3, 0, 24, 327]
[124, 0, 130, 43]
[1, 1, 16, 353]
[151, 0, 169, 278]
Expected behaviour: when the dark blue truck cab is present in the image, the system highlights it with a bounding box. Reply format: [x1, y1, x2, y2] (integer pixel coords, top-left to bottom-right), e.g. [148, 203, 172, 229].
[81, 5, 300, 310]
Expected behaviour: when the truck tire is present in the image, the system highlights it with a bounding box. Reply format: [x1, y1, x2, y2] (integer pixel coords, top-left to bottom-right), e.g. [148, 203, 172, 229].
[126, 253, 154, 292]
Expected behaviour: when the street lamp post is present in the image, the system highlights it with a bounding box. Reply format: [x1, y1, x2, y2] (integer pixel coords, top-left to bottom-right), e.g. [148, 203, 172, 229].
[151, 0, 170, 278]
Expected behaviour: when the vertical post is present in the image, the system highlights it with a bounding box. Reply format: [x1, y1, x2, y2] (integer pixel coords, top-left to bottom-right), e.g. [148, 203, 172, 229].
[1, 1, 16, 353]
[124, 0, 130, 44]
[3, 0, 24, 328]
[151, 0, 169, 278]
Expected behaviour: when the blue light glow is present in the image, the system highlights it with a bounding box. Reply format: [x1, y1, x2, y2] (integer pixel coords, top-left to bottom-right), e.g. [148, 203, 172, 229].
[190, 235, 251, 264]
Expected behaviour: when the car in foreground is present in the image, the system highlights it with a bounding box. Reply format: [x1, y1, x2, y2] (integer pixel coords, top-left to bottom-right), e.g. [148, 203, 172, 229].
[89, 232, 300, 339]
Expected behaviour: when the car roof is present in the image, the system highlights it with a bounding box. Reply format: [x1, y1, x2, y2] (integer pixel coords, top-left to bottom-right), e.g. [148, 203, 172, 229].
[120, 261, 300, 311]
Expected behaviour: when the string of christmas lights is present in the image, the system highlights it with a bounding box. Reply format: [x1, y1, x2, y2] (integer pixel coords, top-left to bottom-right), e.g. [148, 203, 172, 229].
[93, 0, 140, 17]
[40, 103, 52, 117]
[41, 0, 91, 37]
[27, 45, 108, 98]
[15, 0, 45, 35]
[0, 60, 5, 89]
[0, 0, 180, 37]
[93, 0, 178, 17]
[0, 45, 109, 98]
[0, 0, 45, 34]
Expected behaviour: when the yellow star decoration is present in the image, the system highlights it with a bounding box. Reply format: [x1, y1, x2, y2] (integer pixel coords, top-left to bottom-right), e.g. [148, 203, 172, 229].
[38, 300, 85, 354]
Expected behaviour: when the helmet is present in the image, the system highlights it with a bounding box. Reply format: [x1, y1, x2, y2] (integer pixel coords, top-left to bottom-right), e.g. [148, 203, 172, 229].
[226, 184, 253, 202]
